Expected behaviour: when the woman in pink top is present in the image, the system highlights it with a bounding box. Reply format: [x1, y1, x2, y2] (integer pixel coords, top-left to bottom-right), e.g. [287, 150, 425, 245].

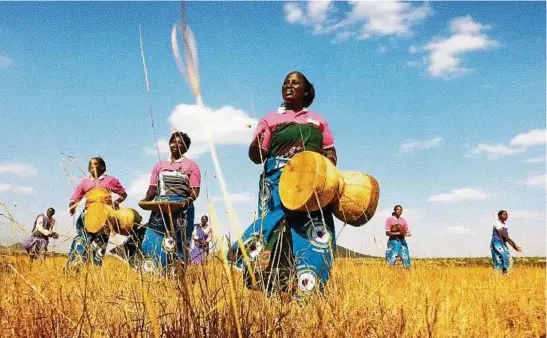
[385, 205, 412, 269]
[66, 157, 127, 270]
[228, 71, 338, 299]
[134, 131, 201, 274]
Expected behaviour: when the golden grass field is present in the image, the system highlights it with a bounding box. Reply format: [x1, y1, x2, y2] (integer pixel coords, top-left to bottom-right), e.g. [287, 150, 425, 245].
[0, 255, 545, 338]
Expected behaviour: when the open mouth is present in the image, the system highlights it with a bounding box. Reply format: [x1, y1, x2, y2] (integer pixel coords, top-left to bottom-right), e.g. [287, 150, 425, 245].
[284, 88, 294, 96]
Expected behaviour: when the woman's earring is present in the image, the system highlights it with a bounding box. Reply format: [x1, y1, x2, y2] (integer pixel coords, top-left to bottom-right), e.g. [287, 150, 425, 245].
[304, 92, 309, 96]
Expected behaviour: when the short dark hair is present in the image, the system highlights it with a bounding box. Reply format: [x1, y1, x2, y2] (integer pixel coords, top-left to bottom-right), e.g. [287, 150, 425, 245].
[89, 157, 106, 170]
[47, 207, 55, 215]
[498, 210, 507, 218]
[287, 71, 316, 108]
[392, 205, 403, 216]
[202, 215, 209, 220]
[169, 131, 191, 151]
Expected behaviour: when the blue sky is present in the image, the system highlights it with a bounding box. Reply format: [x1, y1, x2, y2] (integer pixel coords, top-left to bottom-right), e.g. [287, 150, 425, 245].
[0, 1, 545, 257]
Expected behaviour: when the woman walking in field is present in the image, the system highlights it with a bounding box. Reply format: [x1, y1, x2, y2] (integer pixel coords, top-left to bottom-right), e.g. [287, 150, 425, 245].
[385, 205, 412, 269]
[491, 210, 521, 274]
[137, 131, 201, 274]
[228, 71, 338, 299]
[66, 157, 127, 270]
[190, 215, 213, 265]
[21, 208, 58, 262]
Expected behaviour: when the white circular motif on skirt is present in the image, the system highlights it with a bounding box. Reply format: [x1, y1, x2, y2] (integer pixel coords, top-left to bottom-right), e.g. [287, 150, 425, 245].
[162, 237, 176, 253]
[90, 240, 99, 250]
[306, 221, 331, 248]
[142, 258, 156, 273]
[244, 235, 264, 260]
[96, 248, 105, 258]
[297, 270, 317, 293]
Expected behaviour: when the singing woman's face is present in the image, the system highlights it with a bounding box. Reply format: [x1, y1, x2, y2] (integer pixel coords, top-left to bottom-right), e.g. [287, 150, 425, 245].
[169, 135, 187, 158]
[282, 72, 306, 106]
[394, 206, 403, 217]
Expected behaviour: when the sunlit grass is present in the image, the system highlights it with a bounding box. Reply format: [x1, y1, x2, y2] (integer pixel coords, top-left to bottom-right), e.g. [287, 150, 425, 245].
[0, 255, 544, 337]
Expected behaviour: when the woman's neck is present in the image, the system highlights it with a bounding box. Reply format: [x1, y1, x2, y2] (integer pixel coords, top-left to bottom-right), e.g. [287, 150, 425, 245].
[284, 102, 304, 112]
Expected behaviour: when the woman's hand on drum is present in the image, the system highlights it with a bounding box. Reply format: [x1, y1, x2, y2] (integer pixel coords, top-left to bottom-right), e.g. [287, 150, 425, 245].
[404, 231, 412, 237]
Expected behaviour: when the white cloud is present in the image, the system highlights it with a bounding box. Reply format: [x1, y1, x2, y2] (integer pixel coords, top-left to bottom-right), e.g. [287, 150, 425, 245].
[446, 226, 473, 235]
[0, 183, 11, 193]
[524, 156, 546, 164]
[284, 3, 307, 24]
[307, 1, 333, 24]
[285, 1, 430, 44]
[127, 174, 150, 200]
[424, 16, 498, 78]
[0, 182, 37, 195]
[144, 104, 257, 159]
[468, 143, 524, 160]
[143, 139, 170, 156]
[212, 193, 254, 204]
[428, 188, 488, 203]
[0, 56, 13, 67]
[400, 137, 444, 153]
[469, 128, 545, 160]
[510, 129, 546, 147]
[331, 30, 355, 44]
[349, 1, 431, 39]
[524, 174, 546, 189]
[0, 162, 37, 178]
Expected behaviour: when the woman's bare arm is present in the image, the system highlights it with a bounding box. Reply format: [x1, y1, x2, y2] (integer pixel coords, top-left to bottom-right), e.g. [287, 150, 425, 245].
[249, 138, 267, 164]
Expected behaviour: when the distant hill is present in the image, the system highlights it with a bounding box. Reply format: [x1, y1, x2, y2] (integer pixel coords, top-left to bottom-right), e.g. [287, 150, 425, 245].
[0, 242, 25, 253]
[336, 245, 377, 258]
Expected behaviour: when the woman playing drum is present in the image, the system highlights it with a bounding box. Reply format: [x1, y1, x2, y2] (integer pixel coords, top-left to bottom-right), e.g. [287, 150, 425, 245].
[66, 157, 127, 270]
[137, 131, 201, 274]
[228, 71, 338, 298]
[385, 205, 412, 269]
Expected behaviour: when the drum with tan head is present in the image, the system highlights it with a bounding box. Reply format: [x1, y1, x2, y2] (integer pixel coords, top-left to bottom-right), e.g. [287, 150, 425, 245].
[83, 188, 116, 233]
[332, 171, 380, 227]
[279, 151, 342, 212]
[111, 207, 142, 236]
[85, 187, 112, 205]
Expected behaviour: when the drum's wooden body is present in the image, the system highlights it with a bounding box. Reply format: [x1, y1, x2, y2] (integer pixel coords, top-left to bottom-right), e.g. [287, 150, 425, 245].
[138, 200, 186, 213]
[112, 208, 142, 236]
[332, 172, 380, 227]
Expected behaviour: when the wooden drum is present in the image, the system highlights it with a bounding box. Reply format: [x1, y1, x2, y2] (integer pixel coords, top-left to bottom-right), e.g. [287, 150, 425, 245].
[279, 151, 341, 212]
[332, 171, 380, 227]
[111, 207, 143, 236]
[84, 188, 115, 234]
